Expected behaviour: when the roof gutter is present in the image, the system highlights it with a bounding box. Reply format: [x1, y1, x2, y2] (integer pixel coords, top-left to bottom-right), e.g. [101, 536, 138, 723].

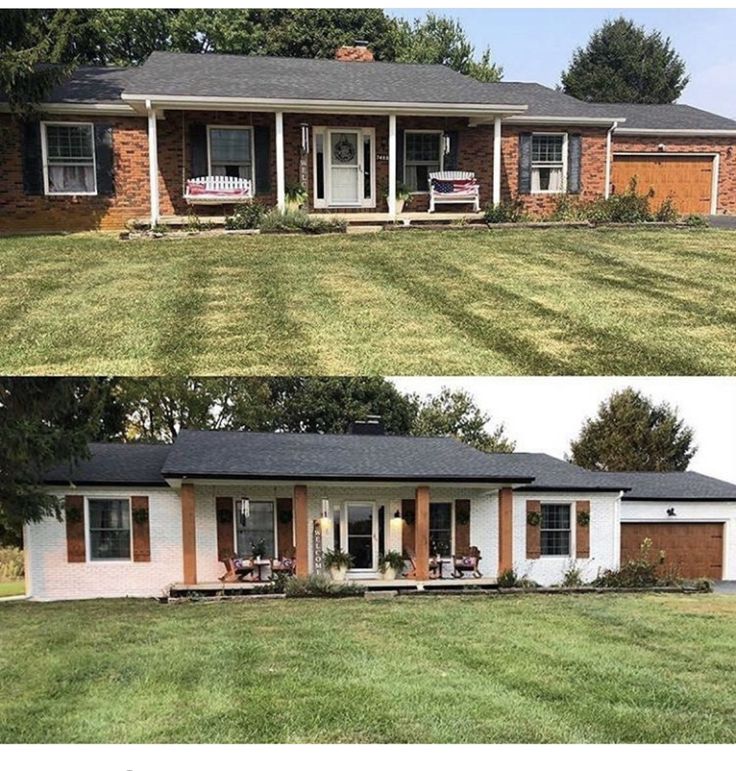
[0, 102, 136, 116]
[615, 127, 736, 136]
[502, 115, 627, 126]
[162, 473, 536, 485]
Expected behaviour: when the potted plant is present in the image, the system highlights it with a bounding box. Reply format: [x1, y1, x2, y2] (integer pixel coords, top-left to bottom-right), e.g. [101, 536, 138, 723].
[285, 182, 307, 211]
[323, 549, 353, 582]
[383, 183, 412, 214]
[250, 539, 268, 560]
[379, 550, 405, 581]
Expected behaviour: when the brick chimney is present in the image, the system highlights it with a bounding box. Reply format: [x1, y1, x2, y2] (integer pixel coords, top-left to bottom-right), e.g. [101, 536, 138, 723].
[335, 40, 374, 62]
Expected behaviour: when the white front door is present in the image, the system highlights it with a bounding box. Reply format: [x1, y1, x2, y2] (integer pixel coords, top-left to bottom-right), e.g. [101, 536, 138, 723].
[345, 502, 378, 571]
[327, 130, 362, 206]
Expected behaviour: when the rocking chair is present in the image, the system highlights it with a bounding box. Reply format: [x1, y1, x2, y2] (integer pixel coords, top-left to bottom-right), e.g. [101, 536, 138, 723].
[402, 549, 441, 579]
[220, 555, 256, 582]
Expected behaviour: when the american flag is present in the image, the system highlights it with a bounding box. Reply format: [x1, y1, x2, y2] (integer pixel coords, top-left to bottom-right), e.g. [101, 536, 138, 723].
[433, 179, 478, 194]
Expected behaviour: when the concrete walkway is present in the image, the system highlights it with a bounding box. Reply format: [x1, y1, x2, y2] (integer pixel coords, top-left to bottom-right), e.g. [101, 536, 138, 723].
[713, 581, 736, 595]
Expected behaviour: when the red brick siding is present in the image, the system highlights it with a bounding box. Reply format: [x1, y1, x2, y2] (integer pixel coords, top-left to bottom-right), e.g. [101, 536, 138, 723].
[611, 134, 736, 214]
[0, 114, 150, 232]
[500, 124, 609, 217]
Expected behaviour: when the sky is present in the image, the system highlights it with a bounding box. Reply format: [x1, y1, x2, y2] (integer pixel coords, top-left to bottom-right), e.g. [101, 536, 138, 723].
[388, 8, 736, 119]
[390, 377, 736, 484]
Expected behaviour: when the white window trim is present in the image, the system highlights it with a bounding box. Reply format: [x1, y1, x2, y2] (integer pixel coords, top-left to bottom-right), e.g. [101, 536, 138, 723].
[538, 501, 574, 559]
[84, 495, 133, 563]
[343, 500, 378, 572]
[404, 129, 444, 195]
[530, 132, 568, 195]
[41, 120, 97, 197]
[206, 124, 256, 189]
[312, 126, 376, 209]
[232, 497, 277, 558]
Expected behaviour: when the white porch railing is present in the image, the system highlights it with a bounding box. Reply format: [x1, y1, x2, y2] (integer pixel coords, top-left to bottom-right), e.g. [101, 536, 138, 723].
[184, 176, 253, 204]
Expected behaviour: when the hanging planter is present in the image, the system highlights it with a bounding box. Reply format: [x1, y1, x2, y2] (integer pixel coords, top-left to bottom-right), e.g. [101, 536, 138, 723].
[577, 510, 590, 527]
[526, 510, 541, 527]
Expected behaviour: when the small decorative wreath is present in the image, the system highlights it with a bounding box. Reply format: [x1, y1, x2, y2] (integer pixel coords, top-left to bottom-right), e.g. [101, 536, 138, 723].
[217, 509, 232, 524]
[66, 506, 83, 523]
[526, 510, 541, 527]
[402, 510, 415, 526]
[132, 507, 149, 524]
[277, 508, 293, 524]
[455, 509, 470, 526]
[577, 510, 590, 526]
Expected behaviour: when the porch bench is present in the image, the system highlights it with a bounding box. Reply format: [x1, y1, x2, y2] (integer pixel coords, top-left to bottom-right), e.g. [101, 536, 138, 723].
[184, 176, 253, 205]
[428, 171, 480, 213]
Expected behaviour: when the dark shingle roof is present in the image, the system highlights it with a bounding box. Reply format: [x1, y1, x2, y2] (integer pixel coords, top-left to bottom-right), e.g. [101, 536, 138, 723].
[26, 66, 132, 104]
[483, 82, 623, 120]
[594, 102, 736, 131]
[603, 471, 736, 500]
[43, 443, 170, 486]
[121, 51, 516, 106]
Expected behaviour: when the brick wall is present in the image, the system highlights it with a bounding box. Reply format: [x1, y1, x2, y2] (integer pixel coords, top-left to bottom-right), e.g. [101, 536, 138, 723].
[0, 114, 150, 233]
[612, 134, 736, 214]
[500, 124, 609, 217]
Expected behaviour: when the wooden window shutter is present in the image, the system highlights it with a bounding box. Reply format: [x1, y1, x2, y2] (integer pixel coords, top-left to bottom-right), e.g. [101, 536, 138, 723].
[575, 500, 590, 558]
[216, 497, 235, 560]
[395, 129, 405, 184]
[443, 130, 459, 170]
[567, 134, 582, 195]
[131, 495, 151, 562]
[518, 133, 532, 195]
[454, 499, 471, 555]
[254, 125, 271, 194]
[65, 495, 86, 563]
[401, 498, 416, 553]
[526, 499, 541, 559]
[276, 498, 294, 558]
[22, 121, 44, 196]
[94, 123, 115, 196]
[189, 123, 208, 178]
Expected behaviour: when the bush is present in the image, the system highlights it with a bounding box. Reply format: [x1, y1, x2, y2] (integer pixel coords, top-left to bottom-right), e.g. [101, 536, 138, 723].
[586, 178, 653, 224]
[484, 198, 526, 224]
[655, 195, 679, 222]
[497, 568, 518, 588]
[684, 213, 709, 228]
[561, 563, 584, 587]
[259, 208, 346, 234]
[593, 538, 678, 588]
[283, 574, 363, 598]
[551, 195, 587, 222]
[225, 201, 266, 230]
[0, 547, 24, 580]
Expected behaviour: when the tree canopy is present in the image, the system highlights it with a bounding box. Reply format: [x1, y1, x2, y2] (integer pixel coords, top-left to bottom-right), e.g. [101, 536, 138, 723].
[561, 17, 689, 103]
[569, 388, 696, 472]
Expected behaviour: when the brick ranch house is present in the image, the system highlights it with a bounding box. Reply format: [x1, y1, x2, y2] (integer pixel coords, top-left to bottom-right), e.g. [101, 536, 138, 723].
[2, 44, 736, 233]
[26, 426, 736, 601]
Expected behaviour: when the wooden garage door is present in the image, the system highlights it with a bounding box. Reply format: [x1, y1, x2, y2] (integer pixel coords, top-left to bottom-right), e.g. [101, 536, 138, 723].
[612, 155, 713, 215]
[621, 522, 723, 579]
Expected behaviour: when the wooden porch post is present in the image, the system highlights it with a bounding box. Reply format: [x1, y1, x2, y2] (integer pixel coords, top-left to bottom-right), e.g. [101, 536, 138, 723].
[498, 487, 513, 575]
[492, 116, 502, 207]
[294, 484, 309, 578]
[146, 100, 159, 227]
[275, 111, 286, 212]
[181, 483, 197, 584]
[388, 114, 397, 220]
[415, 485, 430, 580]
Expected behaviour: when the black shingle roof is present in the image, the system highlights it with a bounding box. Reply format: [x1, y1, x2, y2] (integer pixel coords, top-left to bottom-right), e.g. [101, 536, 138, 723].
[483, 82, 623, 120]
[594, 102, 736, 131]
[43, 443, 170, 486]
[601, 471, 736, 500]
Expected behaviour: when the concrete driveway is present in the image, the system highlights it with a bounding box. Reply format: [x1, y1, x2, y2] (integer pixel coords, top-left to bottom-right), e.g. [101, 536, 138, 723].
[707, 216, 736, 229]
[713, 581, 736, 594]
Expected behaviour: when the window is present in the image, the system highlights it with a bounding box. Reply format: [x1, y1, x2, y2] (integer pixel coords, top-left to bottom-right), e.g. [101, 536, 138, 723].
[531, 134, 566, 193]
[43, 122, 96, 195]
[404, 131, 443, 192]
[208, 127, 253, 180]
[540, 503, 571, 556]
[88, 499, 131, 561]
[236, 501, 275, 557]
[429, 502, 452, 557]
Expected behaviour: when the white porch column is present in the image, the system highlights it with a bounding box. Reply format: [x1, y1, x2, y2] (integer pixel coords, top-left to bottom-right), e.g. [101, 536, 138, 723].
[275, 111, 286, 212]
[492, 116, 502, 207]
[146, 100, 159, 227]
[388, 113, 397, 219]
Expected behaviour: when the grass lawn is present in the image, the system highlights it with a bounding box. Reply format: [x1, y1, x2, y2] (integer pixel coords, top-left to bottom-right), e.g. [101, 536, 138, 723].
[1, 228, 736, 374]
[0, 581, 24, 598]
[1, 594, 736, 743]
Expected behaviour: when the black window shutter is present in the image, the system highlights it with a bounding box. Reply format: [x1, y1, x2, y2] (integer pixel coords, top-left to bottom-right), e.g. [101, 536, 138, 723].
[567, 134, 582, 194]
[518, 133, 532, 195]
[443, 130, 459, 170]
[254, 125, 271, 194]
[395, 128, 404, 184]
[22, 121, 43, 195]
[189, 123, 208, 178]
[94, 124, 115, 196]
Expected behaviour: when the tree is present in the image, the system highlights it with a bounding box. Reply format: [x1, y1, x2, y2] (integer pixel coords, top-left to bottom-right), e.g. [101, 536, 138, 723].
[393, 13, 502, 81]
[410, 387, 515, 453]
[0, 9, 85, 115]
[561, 17, 689, 103]
[569, 388, 696, 472]
[0, 378, 115, 538]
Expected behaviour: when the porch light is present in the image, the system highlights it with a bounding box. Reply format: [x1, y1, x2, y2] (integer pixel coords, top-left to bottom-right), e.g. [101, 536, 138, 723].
[300, 123, 310, 154]
[667, 507, 676, 517]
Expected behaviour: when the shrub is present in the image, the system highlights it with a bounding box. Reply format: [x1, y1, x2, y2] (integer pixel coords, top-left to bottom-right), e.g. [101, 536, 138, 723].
[484, 198, 526, 224]
[561, 563, 584, 587]
[225, 200, 266, 230]
[0, 547, 24, 580]
[284, 574, 363, 598]
[551, 195, 587, 222]
[586, 178, 652, 224]
[593, 538, 678, 588]
[692, 578, 714, 593]
[259, 208, 346, 234]
[684, 213, 709, 228]
[497, 568, 518, 588]
[655, 195, 679, 222]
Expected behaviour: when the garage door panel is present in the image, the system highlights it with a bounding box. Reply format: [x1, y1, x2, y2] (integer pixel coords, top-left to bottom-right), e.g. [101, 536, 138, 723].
[612, 156, 713, 215]
[621, 522, 723, 580]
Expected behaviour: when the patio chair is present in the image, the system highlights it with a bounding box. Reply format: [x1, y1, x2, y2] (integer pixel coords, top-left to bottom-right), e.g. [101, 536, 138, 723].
[402, 549, 440, 579]
[451, 546, 482, 578]
[271, 554, 297, 578]
[428, 171, 480, 213]
[219, 555, 256, 582]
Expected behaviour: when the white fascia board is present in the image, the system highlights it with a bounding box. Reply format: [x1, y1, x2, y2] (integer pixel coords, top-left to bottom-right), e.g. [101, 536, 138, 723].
[0, 102, 136, 116]
[615, 127, 736, 136]
[121, 92, 529, 117]
[503, 115, 627, 126]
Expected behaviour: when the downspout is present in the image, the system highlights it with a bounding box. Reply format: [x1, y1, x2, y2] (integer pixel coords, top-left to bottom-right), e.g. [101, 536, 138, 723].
[604, 121, 618, 199]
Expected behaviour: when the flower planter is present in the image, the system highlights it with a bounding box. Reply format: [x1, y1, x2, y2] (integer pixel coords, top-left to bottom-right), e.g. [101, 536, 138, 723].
[381, 567, 397, 581]
[330, 566, 348, 582]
